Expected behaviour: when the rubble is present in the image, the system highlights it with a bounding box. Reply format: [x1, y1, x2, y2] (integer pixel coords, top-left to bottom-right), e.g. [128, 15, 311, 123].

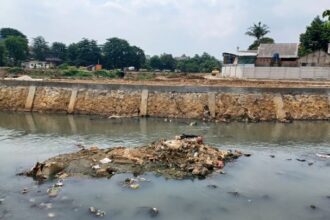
[22, 135, 242, 181]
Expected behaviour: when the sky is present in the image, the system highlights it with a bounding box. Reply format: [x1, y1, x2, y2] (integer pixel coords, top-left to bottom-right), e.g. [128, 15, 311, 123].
[0, 0, 329, 59]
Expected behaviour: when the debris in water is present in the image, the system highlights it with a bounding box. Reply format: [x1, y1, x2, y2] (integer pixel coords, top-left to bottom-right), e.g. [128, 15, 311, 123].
[316, 153, 330, 159]
[149, 207, 159, 217]
[296, 159, 306, 162]
[244, 153, 252, 157]
[48, 213, 56, 218]
[308, 162, 314, 166]
[270, 155, 275, 158]
[21, 188, 29, 194]
[100, 158, 112, 164]
[310, 205, 317, 210]
[0, 198, 4, 204]
[228, 192, 240, 197]
[207, 185, 218, 189]
[89, 207, 106, 217]
[22, 135, 242, 181]
[189, 122, 197, 126]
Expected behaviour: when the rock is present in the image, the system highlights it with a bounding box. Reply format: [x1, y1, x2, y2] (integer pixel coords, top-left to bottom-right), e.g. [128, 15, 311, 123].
[270, 155, 275, 158]
[244, 153, 252, 157]
[100, 158, 112, 164]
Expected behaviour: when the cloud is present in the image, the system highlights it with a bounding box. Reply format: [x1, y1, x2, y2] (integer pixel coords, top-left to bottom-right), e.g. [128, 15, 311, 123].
[0, 0, 329, 58]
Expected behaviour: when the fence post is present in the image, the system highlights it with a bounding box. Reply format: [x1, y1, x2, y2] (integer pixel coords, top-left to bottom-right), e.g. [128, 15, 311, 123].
[140, 89, 149, 117]
[68, 88, 78, 114]
[25, 86, 36, 111]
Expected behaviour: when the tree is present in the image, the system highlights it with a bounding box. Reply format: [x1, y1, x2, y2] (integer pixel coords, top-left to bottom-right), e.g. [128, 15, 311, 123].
[67, 43, 79, 65]
[31, 36, 50, 61]
[248, 37, 275, 50]
[246, 22, 272, 49]
[50, 42, 67, 63]
[0, 42, 7, 66]
[299, 16, 330, 56]
[149, 55, 162, 70]
[160, 54, 176, 71]
[70, 39, 101, 67]
[129, 46, 146, 70]
[176, 53, 221, 73]
[0, 28, 27, 39]
[323, 9, 330, 21]
[102, 38, 145, 69]
[4, 36, 29, 65]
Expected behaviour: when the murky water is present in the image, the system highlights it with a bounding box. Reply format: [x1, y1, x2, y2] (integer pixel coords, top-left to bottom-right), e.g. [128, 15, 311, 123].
[0, 112, 329, 220]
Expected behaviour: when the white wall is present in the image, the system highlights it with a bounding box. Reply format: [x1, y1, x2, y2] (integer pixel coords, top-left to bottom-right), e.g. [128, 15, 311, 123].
[221, 65, 330, 80]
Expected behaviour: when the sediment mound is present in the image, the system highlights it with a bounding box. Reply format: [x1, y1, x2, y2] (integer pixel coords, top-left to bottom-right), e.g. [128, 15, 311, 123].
[23, 135, 242, 180]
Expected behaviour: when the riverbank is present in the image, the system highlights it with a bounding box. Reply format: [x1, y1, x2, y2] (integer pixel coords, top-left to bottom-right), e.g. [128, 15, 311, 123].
[0, 79, 329, 122]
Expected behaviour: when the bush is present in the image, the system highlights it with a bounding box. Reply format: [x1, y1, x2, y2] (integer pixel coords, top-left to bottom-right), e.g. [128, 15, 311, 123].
[95, 70, 116, 78]
[8, 67, 24, 74]
[62, 67, 94, 78]
[58, 63, 70, 70]
[113, 69, 125, 78]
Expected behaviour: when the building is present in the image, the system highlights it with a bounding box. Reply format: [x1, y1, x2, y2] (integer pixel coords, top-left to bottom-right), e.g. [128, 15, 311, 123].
[223, 50, 257, 65]
[298, 44, 330, 67]
[21, 60, 54, 69]
[256, 43, 299, 67]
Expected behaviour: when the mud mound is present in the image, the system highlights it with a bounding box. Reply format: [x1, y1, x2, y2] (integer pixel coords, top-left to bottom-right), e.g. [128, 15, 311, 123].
[23, 135, 242, 180]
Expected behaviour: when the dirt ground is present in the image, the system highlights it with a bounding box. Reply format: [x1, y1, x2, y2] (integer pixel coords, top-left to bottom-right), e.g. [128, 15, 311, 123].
[47, 76, 330, 89]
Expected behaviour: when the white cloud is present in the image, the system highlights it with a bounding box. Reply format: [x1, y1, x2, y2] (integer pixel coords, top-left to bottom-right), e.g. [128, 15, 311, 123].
[0, 0, 329, 58]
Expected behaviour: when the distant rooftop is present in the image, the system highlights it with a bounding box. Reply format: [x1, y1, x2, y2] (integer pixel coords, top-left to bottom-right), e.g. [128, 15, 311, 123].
[258, 43, 298, 58]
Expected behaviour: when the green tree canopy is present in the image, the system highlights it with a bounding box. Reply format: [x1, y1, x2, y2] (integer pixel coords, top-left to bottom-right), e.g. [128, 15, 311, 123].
[71, 39, 101, 67]
[323, 9, 330, 21]
[160, 54, 176, 71]
[102, 37, 145, 69]
[4, 36, 29, 65]
[299, 16, 330, 56]
[176, 53, 221, 73]
[31, 36, 50, 61]
[246, 22, 272, 50]
[248, 37, 275, 50]
[0, 42, 7, 66]
[0, 28, 27, 40]
[50, 42, 67, 63]
[149, 55, 162, 70]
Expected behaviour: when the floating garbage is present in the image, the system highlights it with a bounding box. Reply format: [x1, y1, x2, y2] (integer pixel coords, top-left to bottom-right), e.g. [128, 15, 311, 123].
[22, 135, 242, 181]
[100, 158, 112, 164]
[89, 207, 106, 217]
[48, 212, 56, 218]
[316, 153, 330, 159]
[47, 180, 64, 197]
[149, 208, 159, 218]
[21, 188, 29, 194]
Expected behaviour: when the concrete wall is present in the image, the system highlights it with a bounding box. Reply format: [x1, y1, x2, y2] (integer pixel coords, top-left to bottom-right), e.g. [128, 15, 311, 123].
[0, 80, 329, 122]
[222, 65, 330, 80]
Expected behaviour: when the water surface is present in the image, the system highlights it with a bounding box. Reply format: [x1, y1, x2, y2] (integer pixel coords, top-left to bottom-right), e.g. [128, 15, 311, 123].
[0, 112, 329, 220]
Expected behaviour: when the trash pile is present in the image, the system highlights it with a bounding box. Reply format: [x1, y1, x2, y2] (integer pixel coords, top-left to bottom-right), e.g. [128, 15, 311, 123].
[22, 135, 242, 181]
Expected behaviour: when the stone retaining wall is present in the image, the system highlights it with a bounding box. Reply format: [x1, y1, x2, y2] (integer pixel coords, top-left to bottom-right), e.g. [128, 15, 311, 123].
[0, 80, 329, 122]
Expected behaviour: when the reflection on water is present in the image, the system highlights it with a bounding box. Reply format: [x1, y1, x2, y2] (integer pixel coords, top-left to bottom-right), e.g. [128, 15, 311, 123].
[0, 112, 329, 220]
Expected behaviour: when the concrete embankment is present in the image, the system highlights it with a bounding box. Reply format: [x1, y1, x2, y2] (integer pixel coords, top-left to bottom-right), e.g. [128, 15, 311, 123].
[0, 80, 329, 122]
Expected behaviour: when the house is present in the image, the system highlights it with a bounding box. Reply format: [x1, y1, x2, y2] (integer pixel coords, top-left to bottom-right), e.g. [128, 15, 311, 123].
[298, 44, 330, 67]
[256, 43, 299, 67]
[223, 50, 257, 65]
[22, 60, 53, 69]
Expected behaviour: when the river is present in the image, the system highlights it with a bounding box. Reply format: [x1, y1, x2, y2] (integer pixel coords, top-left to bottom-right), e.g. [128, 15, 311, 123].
[0, 112, 329, 220]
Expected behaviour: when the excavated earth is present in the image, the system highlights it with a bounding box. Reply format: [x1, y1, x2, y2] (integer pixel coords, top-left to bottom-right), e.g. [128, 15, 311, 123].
[23, 135, 242, 181]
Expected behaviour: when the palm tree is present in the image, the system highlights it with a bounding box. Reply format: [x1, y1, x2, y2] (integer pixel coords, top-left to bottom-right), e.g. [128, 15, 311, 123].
[246, 22, 270, 41]
[323, 10, 330, 21]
